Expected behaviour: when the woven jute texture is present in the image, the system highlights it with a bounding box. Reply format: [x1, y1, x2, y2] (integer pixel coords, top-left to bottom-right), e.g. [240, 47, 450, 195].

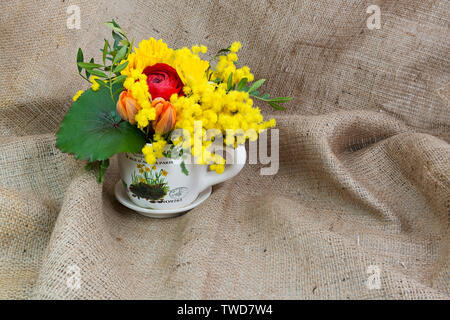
[0, 0, 449, 299]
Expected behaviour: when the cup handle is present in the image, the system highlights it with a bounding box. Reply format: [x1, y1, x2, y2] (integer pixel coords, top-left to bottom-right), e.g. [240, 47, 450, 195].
[198, 145, 246, 192]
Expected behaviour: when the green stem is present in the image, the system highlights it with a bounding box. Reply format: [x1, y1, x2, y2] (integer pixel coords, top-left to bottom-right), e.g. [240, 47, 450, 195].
[108, 68, 114, 102]
[79, 73, 91, 83]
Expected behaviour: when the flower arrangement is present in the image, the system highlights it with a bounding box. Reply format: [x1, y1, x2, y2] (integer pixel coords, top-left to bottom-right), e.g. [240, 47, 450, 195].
[56, 20, 291, 182]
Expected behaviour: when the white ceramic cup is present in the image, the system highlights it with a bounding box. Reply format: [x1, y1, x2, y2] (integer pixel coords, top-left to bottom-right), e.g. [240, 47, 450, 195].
[118, 145, 246, 209]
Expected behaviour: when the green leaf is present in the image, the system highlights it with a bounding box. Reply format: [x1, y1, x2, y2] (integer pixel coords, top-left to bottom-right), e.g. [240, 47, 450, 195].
[97, 170, 104, 183]
[111, 20, 120, 28]
[180, 161, 189, 176]
[102, 40, 109, 65]
[112, 75, 128, 84]
[214, 47, 231, 58]
[127, 39, 134, 56]
[269, 96, 292, 103]
[56, 84, 146, 162]
[76, 48, 84, 73]
[269, 101, 286, 111]
[112, 31, 122, 49]
[113, 86, 125, 96]
[113, 61, 128, 73]
[104, 21, 126, 37]
[85, 162, 93, 171]
[248, 79, 265, 93]
[77, 62, 103, 69]
[97, 159, 110, 183]
[88, 69, 108, 78]
[227, 72, 234, 91]
[259, 93, 270, 99]
[216, 48, 231, 54]
[94, 78, 108, 88]
[210, 78, 222, 84]
[113, 46, 128, 64]
[236, 77, 248, 91]
[85, 58, 95, 79]
[101, 158, 110, 168]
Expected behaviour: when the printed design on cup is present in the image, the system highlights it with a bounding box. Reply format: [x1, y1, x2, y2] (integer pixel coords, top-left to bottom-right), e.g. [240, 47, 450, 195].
[168, 187, 189, 200]
[129, 164, 169, 203]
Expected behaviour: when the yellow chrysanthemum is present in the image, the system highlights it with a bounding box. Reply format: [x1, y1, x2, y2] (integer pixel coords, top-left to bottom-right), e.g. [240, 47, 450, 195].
[122, 38, 174, 76]
[173, 47, 210, 90]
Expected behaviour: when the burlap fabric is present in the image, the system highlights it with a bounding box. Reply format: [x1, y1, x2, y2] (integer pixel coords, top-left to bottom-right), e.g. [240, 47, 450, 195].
[0, 0, 448, 299]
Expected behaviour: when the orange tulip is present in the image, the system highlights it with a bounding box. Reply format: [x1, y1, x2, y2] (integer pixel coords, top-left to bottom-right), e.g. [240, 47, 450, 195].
[152, 98, 176, 134]
[116, 91, 141, 125]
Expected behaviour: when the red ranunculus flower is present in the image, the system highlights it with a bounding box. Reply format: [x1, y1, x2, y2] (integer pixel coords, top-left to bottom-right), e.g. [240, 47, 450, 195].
[143, 63, 184, 101]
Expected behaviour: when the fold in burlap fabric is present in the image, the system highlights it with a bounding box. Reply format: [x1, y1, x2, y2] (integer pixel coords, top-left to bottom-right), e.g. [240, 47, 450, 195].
[0, 0, 448, 299]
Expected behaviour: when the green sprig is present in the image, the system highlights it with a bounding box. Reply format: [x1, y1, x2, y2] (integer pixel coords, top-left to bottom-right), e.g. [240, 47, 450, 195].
[234, 78, 292, 110]
[76, 19, 133, 103]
